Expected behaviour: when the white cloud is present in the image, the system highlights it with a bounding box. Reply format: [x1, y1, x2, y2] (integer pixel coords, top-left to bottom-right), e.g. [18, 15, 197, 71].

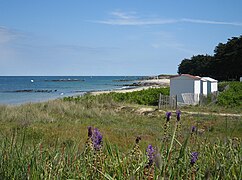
[151, 43, 160, 49]
[94, 10, 177, 25]
[151, 41, 197, 55]
[0, 26, 22, 63]
[93, 11, 242, 27]
[110, 11, 136, 20]
[0, 26, 20, 44]
[181, 18, 242, 26]
[150, 31, 198, 55]
[167, 43, 198, 55]
[96, 19, 176, 26]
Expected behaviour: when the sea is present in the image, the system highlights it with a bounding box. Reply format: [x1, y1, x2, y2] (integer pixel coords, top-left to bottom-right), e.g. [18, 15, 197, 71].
[0, 76, 142, 105]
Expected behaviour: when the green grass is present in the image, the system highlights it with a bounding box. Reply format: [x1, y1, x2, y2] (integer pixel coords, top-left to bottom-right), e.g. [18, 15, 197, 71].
[64, 87, 170, 106]
[217, 81, 242, 107]
[0, 92, 241, 179]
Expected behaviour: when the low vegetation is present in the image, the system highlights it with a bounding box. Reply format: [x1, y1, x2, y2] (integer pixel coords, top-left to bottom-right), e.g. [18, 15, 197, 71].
[64, 87, 170, 106]
[217, 81, 242, 107]
[0, 87, 241, 179]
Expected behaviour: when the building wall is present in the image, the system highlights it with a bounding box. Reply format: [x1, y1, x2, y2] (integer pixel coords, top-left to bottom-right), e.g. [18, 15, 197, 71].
[207, 81, 218, 93]
[194, 80, 201, 94]
[207, 81, 211, 94]
[194, 80, 201, 102]
[202, 77, 218, 94]
[201, 81, 208, 95]
[211, 82, 218, 92]
[170, 76, 195, 103]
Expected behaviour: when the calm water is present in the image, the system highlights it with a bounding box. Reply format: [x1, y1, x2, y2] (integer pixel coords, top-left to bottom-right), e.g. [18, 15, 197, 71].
[0, 76, 141, 105]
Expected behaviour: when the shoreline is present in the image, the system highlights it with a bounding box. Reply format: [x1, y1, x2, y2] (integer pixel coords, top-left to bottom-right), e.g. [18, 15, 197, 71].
[89, 78, 170, 95]
[0, 78, 170, 105]
[89, 86, 152, 95]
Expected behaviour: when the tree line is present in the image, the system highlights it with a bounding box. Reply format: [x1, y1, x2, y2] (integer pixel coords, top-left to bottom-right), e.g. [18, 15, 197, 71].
[178, 35, 242, 81]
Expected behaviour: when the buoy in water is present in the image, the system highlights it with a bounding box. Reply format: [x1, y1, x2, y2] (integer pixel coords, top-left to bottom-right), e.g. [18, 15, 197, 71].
[31, 80, 34, 83]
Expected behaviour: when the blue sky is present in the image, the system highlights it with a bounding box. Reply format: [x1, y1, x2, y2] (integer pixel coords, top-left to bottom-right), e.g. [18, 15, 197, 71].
[0, 0, 241, 76]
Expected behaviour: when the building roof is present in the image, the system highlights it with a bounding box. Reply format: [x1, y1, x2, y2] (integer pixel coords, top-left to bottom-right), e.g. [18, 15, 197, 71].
[201, 77, 217, 82]
[171, 74, 201, 80]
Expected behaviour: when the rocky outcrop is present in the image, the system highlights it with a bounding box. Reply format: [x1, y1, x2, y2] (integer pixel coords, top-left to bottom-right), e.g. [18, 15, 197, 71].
[13, 89, 57, 93]
[123, 82, 164, 87]
[45, 79, 84, 82]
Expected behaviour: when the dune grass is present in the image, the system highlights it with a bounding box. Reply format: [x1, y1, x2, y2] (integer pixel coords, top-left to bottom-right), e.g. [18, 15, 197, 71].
[0, 92, 241, 179]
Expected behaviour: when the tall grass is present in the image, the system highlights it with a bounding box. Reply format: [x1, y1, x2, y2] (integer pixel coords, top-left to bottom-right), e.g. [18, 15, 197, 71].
[0, 116, 240, 179]
[0, 93, 241, 179]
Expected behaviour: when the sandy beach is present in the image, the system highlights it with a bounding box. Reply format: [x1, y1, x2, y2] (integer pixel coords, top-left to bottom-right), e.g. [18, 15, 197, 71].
[90, 78, 170, 95]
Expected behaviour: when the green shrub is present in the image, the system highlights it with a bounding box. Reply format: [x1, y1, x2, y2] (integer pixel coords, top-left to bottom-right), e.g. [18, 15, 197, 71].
[64, 87, 169, 106]
[218, 81, 230, 92]
[113, 87, 169, 105]
[217, 82, 242, 107]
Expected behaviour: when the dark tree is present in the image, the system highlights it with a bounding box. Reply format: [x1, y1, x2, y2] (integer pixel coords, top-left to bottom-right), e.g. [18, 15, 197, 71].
[178, 55, 213, 77]
[213, 36, 242, 80]
[177, 35, 242, 81]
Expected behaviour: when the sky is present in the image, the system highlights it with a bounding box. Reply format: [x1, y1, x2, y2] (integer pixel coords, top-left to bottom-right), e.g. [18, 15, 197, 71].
[0, 0, 242, 76]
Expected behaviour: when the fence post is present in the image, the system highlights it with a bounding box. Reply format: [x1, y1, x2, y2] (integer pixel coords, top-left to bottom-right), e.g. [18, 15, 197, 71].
[175, 95, 177, 109]
[165, 95, 167, 109]
[158, 93, 161, 109]
[158, 94, 178, 110]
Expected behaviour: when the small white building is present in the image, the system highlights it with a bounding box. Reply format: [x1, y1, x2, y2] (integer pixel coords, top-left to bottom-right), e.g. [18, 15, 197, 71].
[170, 74, 218, 105]
[170, 74, 201, 104]
[201, 77, 218, 95]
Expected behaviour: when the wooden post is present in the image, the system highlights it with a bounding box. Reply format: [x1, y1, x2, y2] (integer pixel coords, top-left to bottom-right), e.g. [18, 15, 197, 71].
[158, 93, 161, 109]
[175, 95, 177, 109]
[165, 95, 167, 109]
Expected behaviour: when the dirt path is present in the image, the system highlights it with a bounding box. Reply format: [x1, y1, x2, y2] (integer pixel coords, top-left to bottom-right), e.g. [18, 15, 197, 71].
[117, 105, 242, 118]
[181, 111, 242, 117]
[159, 109, 242, 117]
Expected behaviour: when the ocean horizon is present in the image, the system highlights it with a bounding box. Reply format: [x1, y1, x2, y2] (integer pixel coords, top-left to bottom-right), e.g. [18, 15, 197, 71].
[0, 76, 143, 105]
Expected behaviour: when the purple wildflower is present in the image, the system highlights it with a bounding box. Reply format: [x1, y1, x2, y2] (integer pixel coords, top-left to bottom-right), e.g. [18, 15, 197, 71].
[88, 126, 92, 138]
[166, 112, 172, 122]
[146, 144, 155, 166]
[190, 152, 199, 165]
[176, 110, 181, 121]
[91, 128, 103, 150]
[191, 126, 196, 133]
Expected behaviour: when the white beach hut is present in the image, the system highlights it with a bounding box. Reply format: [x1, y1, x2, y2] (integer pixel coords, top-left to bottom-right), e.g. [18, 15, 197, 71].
[201, 77, 218, 94]
[170, 74, 201, 104]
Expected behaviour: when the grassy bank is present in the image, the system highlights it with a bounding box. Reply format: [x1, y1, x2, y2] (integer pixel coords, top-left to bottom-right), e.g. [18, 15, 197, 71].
[0, 88, 241, 179]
